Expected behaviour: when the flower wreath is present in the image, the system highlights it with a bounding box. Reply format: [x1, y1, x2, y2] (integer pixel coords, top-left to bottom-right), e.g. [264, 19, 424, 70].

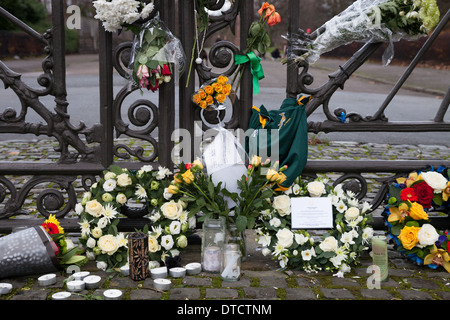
[384, 167, 450, 272]
[256, 176, 374, 274]
[76, 164, 195, 271]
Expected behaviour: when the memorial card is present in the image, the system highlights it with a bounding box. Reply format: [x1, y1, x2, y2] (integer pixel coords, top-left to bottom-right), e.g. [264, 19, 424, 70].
[291, 197, 334, 229]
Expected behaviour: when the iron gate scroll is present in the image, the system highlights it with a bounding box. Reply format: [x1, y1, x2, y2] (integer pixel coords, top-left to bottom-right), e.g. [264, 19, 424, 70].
[0, 0, 449, 233]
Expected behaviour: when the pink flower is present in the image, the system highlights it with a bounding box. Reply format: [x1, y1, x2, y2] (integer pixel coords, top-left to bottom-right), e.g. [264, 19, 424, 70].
[137, 64, 149, 79]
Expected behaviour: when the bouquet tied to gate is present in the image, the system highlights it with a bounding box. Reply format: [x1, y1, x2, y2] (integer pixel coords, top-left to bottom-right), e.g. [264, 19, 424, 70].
[284, 0, 440, 65]
[131, 13, 186, 92]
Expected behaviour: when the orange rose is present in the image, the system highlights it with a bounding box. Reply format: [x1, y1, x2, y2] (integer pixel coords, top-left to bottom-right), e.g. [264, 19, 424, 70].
[198, 89, 206, 99]
[217, 75, 228, 84]
[267, 11, 281, 26]
[216, 94, 227, 104]
[205, 95, 214, 105]
[258, 2, 275, 19]
[199, 101, 207, 109]
[204, 85, 214, 95]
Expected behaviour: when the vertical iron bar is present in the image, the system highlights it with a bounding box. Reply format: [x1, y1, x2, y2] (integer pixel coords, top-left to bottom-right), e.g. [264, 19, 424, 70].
[178, 0, 196, 161]
[286, 0, 299, 99]
[98, 23, 114, 169]
[374, 9, 450, 120]
[158, 0, 176, 170]
[51, 0, 67, 111]
[238, 0, 254, 131]
[434, 87, 450, 122]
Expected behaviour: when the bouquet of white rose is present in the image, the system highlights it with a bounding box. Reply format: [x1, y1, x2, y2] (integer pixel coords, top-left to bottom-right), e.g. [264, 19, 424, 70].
[285, 0, 440, 65]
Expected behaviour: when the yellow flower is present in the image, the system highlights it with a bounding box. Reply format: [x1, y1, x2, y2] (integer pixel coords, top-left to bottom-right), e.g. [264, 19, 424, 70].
[199, 101, 207, 109]
[192, 158, 203, 169]
[173, 172, 183, 184]
[388, 202, 409, 223]
[397, 172, 421, 188]
[198, 89, 206, 99]
[222, 83, 232, 95]
[168, 184, 179, 194]
[212, 82, 223, 93]
[266, 169, 279, 182]
[182, 170, 194, 184]
[192, 94, 202, 104]
[277, 172, 287, 184]
[216, 94, 226, 104]
[408, 201, 428, 220]
[204, 85, 214, 95]
[250, 155, 262, 167]
[424, 245, 450, 273]
[205, 95, 214, 105]
[217, 75, 228, 84]
[442, 182, 450, 202]
[398, 225, 421, 250]
[45, 214, 64, 233]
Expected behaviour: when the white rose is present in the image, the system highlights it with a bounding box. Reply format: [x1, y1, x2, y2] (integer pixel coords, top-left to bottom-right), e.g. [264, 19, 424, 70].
[307, 181, 326, 197]
[148, 235, 161, 253]
[269, 217, 281, 228]
[301, 248, 315, 261]
[116, 173, 132, 187]
[344, 207, 360, 221]
[258, 234, 271, 247]
[272, 195, 291, 216]
[161, 201, 183, 220]
[295, 233, 309, 245]
[161, 235, 174, 250]
[104, 172, 116, 180]
[261, 247, 271, 256]
[276, 228, 294, 248]
[169, 221, 181, 235]
[85, 200, 103, 217]
[418, 224, 440, 246]
[319, 236, 338, 252]
[421, 171, 448, 193]
[92, 227, 103, 238]
[86, 237, 96, 248]
[116, 193, 127, 205]
[97, 234, 119, 255]
[75, 202, 84, 215]
[156, 166, 172, 180]
[163, 188, 173, 200]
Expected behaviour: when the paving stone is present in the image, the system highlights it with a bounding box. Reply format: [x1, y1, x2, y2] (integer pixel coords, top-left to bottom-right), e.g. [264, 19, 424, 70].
[360, 288, 394, 300]
[169, 287, 201, 300]
[182, 276, 212, 287]
[330, 277, 361, 287]
[284, 288, 317, 300]
[221, 276, 252, 288]
[10, 288, 50, 300]
[320, 288, 355, 300]
[259, 276, 288, 288]
[243, 287, 278, 299]
[129, 288, 162, 300]
[407, 278, 441, 290]
[397, 289, 434, 300]
[205, 288, 239, 299]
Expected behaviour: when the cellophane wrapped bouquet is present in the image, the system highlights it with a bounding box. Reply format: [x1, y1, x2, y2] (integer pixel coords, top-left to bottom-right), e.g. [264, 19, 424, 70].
[130, 14, 186, 92]
[286, 0, 440, 65]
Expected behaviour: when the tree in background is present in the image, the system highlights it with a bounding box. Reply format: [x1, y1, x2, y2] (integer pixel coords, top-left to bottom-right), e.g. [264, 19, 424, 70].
[0, 0, 49, 32]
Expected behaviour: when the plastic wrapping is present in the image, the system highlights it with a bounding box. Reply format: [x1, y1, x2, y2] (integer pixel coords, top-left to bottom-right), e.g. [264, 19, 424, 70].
[285, 0, 440, 65]
[130, 14, 186, 92]
[192, 76, 233, 111]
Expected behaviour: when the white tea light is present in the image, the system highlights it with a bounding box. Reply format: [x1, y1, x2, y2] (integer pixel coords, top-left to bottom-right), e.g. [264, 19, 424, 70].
[72, 271, 90, 281]
[0, 283, 12, 295]
[169, 267, 186, 278]
[67, 280, 85, 292]
[120, 265, 130, 276]
[38, 273, 57, 286]
[150, 266, 168, 279]
[83, 275, 102, 289]
[153, 278, 171, 291]
[103, 289, 122, 300]
[185, 263, 201, 275]
[52, 291, 71, 300]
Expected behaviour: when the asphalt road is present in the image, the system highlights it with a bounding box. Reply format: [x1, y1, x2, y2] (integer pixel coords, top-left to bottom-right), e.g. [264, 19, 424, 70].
[1, 55, 449, 145]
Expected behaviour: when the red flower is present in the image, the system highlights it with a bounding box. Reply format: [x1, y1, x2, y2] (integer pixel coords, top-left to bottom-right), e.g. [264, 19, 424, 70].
[412, 181, 434, 208]
[162, 64, 172, 76]
[400, 187, 418, 202]
[185, 163, 192, 170]
[41, 222, 60, 235]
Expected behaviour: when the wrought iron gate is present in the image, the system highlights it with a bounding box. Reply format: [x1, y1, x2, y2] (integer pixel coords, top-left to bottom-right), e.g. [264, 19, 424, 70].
[0, 0, 449, 233]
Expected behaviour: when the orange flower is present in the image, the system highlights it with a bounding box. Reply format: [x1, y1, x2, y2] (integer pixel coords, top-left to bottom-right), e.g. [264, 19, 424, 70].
[258, 2, 275, 19]
[198, 89, 206, 99]
[199, 101, 207, 109]
[204, 85, 214, 95]
[267, 11, 281, 26]
[205, 95, 214, 105]
[217, 75, 228, 84]
[216, 94, 227, 104]
[222, 83, 232, 95]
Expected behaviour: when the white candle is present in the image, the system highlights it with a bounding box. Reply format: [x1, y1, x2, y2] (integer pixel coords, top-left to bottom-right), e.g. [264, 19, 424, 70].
[0, 283, 12, 295]
[203, 246, 221, 272]
[67, 280, 85, 292]
[169, 267, 186, 278]
[185, 262, 202, 275]
[103, 289, 122, 300]
[83, 275, 102, 289]
[52, 291, 72, 300]
[150, 266, 168, 279]
[72, 271, 90, 281]
[38, 274, 57, 286]
[153, 278, 171, 291]
[120, 265, 130, 276]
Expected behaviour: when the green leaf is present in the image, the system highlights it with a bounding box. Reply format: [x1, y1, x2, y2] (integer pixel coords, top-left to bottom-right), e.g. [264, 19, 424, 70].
[236, 215, 247, 233]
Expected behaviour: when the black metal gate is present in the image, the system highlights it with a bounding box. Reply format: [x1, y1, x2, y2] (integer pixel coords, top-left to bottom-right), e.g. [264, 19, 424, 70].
[0, 0, 449, 233]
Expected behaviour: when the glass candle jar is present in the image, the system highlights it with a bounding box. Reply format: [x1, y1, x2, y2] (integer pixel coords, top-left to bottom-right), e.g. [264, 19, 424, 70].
[201, 217, 226, 273]
[371, 235, 388, 282]
[220, 243, 241, 282]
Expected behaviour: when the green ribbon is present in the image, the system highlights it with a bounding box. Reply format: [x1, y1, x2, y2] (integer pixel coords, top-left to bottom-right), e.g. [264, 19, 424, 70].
[235, 52, 265, 95]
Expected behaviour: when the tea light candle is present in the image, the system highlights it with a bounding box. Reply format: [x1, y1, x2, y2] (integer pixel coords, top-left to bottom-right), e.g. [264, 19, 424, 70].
[0, 283, 12, 295]
[153, 278, 171, 291]
[169, 267, 186, 278]
[185, 262, 202, 275]
[38, 273, 57, 286]
[52, 291, 72, 300]
[67, 280, 85, 292]
[120, 264, 130, 276]
[72, 271, 90, 281]
[83, 275, 102, 289]
[103, 289, 122, 300]
[150, 266, 168, 279]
